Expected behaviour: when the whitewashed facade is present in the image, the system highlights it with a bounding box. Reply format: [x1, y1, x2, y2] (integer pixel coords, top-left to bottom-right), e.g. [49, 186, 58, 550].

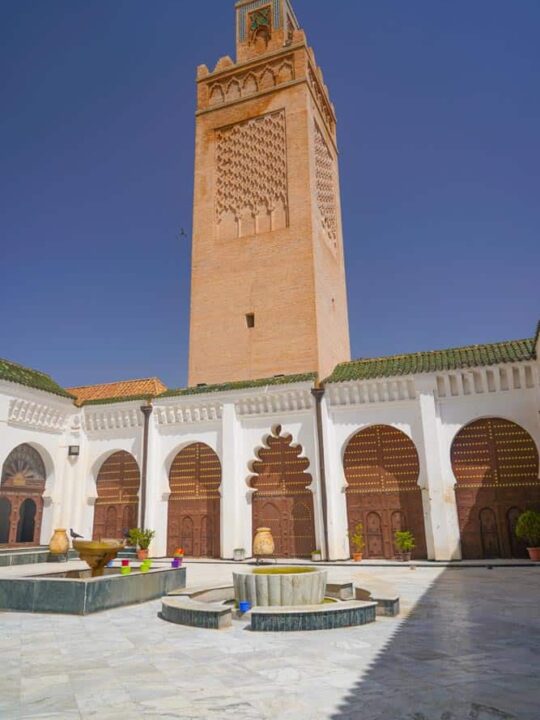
[1, 330, 539, 561]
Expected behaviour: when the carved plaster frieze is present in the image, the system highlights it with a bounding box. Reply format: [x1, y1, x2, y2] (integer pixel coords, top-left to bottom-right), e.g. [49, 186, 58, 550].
[8, 398, 70, 434]
[435, 363, 537, 399]
[327, 379, 416, 407]
[155, 402, 223, 426]
[235, 388, 313, 416]
[83, 408, 142, 433]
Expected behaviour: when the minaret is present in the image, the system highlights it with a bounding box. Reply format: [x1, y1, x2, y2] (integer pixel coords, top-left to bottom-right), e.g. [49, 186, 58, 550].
[188, 0, 350, 385]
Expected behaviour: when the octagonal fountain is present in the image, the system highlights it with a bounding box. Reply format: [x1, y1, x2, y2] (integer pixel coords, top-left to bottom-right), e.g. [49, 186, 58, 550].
[160, 564, 391, 632]
[233, 566, 327, 607]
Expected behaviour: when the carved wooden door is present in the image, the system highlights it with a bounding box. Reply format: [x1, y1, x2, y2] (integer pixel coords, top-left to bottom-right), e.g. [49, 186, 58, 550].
[253, 500, 283, 555]
[366, 512, 384, 557]
[167, 444, 221, 558]
[506, 507, 527, 558]
[452, 418, 540, 559]
[1, 444, 46, 546]
[480, 508, 500, 558]
[250, 427, 315, 558]
[0, 497, 11, 544]
[93, 452, 140, 541]
[344, 426, 427, 559]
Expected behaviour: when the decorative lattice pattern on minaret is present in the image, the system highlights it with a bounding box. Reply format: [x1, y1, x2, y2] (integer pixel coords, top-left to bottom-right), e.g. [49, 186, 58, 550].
[314, 122, 338, 245]
[216, 110, 288, 236]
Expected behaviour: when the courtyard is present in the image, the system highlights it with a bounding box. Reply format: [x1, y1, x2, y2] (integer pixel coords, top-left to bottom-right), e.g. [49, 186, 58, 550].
[0, 562, 538, 720]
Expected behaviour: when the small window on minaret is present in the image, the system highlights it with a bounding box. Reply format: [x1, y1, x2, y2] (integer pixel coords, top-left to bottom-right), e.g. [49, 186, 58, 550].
[246, 313, 255, 329]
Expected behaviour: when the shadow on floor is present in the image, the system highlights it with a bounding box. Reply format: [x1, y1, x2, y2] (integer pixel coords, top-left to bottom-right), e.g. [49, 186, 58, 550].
[331, 567, 540, 720]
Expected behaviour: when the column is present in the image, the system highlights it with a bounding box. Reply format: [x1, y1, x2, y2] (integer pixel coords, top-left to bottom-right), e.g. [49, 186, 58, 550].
[220, 401, 245, 558]
[415, 377, 461, 560]
[319, 393, 350, 560]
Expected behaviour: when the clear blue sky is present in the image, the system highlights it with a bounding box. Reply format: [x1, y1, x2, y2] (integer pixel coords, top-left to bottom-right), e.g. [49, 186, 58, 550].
[1, 0, 538, 389]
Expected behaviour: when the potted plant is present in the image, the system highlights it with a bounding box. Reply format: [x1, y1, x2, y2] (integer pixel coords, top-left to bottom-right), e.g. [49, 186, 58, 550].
[349, 523, 365, 561]
[311, 549, 322, 562]
[128, 528, 156, 561]
[394, 530, 415, 561]
[515, 510, 540, 561]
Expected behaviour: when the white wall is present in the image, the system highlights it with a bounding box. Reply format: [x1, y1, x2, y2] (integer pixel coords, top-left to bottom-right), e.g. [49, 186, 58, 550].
[1, 360, 538, 560]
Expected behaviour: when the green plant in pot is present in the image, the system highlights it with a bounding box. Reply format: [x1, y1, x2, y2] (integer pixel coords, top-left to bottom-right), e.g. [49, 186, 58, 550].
[349, 523, 365, 561]
[394, 530, 415, 561]
[515, 511, 540, 562]
[128, 528, 156, 561]
[311, 548, 322, 562]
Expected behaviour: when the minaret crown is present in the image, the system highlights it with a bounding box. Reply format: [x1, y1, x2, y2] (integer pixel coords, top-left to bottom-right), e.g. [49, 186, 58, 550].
[235, 0, 300, 62]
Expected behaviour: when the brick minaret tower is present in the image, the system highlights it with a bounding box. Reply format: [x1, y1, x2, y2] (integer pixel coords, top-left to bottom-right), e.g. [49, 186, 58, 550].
[188, 0, 350, 385]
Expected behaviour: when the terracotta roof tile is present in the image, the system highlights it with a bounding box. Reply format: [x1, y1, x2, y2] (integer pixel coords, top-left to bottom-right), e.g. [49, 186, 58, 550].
[68, 378, 167, 406]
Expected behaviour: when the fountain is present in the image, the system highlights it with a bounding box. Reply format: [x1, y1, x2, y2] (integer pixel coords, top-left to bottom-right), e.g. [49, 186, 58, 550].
[72, 539, 124, 577]
[233, 566, 327, 607]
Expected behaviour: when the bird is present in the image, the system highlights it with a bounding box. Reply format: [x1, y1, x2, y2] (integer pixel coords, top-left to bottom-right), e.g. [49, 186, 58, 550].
[69, 528, 83, 539]
[178, 227, 187, 240]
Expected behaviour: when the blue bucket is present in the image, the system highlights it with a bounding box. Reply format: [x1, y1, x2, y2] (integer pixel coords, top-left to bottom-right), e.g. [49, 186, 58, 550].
[239, 601, 251, 613]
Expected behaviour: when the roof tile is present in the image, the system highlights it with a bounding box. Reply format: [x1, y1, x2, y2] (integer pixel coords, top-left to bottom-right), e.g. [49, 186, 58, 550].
[325, 337, 536, 384]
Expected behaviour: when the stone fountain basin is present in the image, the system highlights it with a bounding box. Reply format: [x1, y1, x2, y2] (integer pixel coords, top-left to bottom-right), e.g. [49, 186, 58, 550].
[0, 561, 186, 615]
[233, 566, 327, 607]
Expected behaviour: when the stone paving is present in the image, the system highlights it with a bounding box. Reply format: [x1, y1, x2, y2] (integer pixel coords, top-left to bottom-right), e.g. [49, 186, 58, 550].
[0, 562, 538, 719]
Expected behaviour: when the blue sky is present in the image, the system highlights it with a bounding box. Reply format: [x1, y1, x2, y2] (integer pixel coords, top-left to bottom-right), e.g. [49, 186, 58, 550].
[1, 0, 538, 389]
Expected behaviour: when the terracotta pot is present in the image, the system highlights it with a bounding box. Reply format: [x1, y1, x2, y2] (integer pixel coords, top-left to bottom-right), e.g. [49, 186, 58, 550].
[49, 529, 69, 555]
[352, 552, 363, 562]
[253, 527, 274, 557]
[527, 547, 540, 562]
[137, 549, 149, 561]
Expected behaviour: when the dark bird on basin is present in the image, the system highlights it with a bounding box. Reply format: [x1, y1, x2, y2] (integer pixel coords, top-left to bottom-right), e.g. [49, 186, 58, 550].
[69, 529, 83, 539]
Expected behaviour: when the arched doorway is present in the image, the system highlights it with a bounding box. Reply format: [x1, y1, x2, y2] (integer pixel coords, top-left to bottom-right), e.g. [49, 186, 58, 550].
[250, 426, 316, 557]
[451, 417, 540, 559]
[167, 443, 221, 558]
[0, 444, 46, 545]
[93, 452, 140, 540]
[344, 425, 427, 560]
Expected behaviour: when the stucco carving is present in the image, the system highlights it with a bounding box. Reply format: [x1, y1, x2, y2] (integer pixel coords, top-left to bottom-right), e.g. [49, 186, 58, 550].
[8, 398, 70, 434]
[205, 56, 294, 109]
[314, 122, 338, 248]
[216, 110, 288, 238]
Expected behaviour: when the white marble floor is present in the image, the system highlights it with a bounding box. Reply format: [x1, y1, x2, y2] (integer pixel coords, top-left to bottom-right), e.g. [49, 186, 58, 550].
[0, 562, 538, 720]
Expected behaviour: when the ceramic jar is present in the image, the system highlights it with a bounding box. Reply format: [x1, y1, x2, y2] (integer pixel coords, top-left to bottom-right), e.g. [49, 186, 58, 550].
[253, 527, 275, 557]
[49, 529, 69, 555]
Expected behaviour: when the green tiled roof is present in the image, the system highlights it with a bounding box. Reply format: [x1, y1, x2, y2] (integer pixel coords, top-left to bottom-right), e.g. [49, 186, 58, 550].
[325, 338, 536, 384]
[0, 357, 74, 399]
[160, 372, 318, 398]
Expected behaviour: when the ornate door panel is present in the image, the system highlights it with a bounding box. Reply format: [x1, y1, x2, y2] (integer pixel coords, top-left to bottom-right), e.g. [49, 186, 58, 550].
[0, 497, 11, 544]
[344, 426, 427, 559]
[480, 508, 500, 558]
[1, 444, 46, 546]
[250, 426, 316, 558]
[167, 443, 221, 558]
[93, 452, 140, 540]
[366, 512, 384, 557]
[452, 418, 540, 559]
[507, 507, 527, 559]
[252, 500, 283, 555]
